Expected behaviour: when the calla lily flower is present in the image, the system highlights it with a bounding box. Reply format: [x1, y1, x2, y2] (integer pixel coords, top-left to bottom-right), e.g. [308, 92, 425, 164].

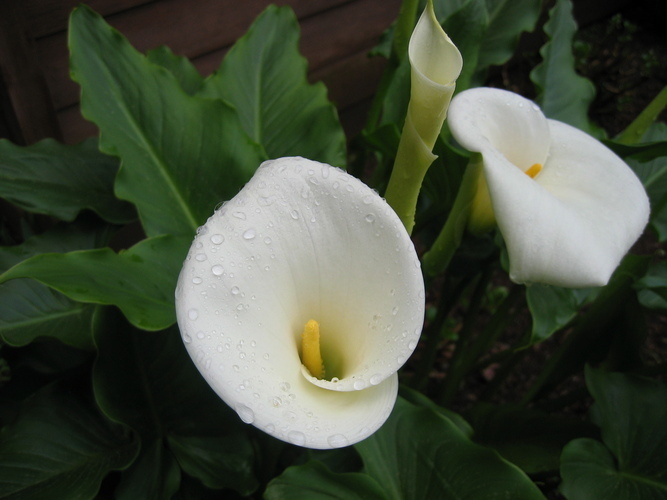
[447, 87, 650, 287]
[175, 157, 425, 449]
[384, 0, 463, 233]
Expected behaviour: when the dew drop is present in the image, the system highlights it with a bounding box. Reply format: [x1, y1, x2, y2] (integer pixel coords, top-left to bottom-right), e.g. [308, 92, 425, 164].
[365, 213, 376, 223]
[331, 377, 340, 383]
[370, 373, 383, 386]
[210, 234, 224, 245]
[284, 411, 296, 421]
[353, 380, 367, 390]
[233, 211, 246, 220]
[280, 382, 291, 392]
[182, 333, 192, 344]
[192, 276, 203, 285]
[236, 404, 255, 424]
[288, 431, 306, 446]
[397, 355, 406, 364]
[212, 265, 224, 276]
[290, 210, 299, 220]
[195, 253, 207, 262]
[321, 165, 330, 178]
[196, 331, 206, 340]
[392, 306, 399, 316]
[408, 339, 418, 350]
[265, 423, 275, 434]
[362, 195, 374, 205]
[272, 397, 283, 407]
[188, 309, 198, 320]
[243, 229, 256, 240]
[231, 286, 240, 295]
[264, 237, 272, 245]
[327, 434, 349, 448]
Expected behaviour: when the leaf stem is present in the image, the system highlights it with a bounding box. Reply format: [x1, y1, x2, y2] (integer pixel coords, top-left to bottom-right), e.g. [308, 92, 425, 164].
[616, 85, 667, 145]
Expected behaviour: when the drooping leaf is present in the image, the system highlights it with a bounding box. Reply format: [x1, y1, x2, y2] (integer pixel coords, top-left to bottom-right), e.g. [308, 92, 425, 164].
[0, 137, 135, 224]
[146, 46, 204, 96]
[0, 234, 190, 331]
[199, 5, 346, 167]
[635, 261, 667, 310]
[264, 461, 387, 500]
[530, 0, 600, 135]
[355, 397, 545, 499]
[0, 382, 139, 499]
[0, 223, 112, 349]
[525, 284, 595, 345]
[92, 308, 258, 497]
[68, 5, 265, 237]
[560, 367, 667, 499]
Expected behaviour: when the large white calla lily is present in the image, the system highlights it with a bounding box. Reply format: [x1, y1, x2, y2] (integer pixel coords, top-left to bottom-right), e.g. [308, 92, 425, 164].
[446, 87, 650, 287]
[175, 157, 425, 449]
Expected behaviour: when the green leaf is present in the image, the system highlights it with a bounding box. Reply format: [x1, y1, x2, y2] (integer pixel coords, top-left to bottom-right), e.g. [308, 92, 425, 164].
[0, 382, 139, 499]
[355, 397, 545, 500]
[530, 0, 600, 135]
[92, 308, 258, 496]
[625, 123, 667, 241]
[68, 5, 265, 237]
[0, 234, 190, 331]
[146, 46, 204, 96]
[560, 367, 667, 499]
[469, 403, 599, 475]
[0, 137, 135, 224]
[265, 461, 387, 500]
[478, 0, 541, 69]
[635, 261, 667, 310]
[199, 5, 346, 167]
[525, 284, 595, 345]
[0, 224, 111, 349]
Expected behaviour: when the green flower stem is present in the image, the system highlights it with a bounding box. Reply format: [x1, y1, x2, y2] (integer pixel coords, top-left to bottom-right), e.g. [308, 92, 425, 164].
[422, 154, 482, 274]
[617, 85, 667, 145]
[438, 265, 494, 406]
[384, 114, 438, 233]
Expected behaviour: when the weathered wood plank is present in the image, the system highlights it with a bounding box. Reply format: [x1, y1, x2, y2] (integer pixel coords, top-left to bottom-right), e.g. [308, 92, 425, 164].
[0, 1, 61, 143]
[37, 0, 400, 110]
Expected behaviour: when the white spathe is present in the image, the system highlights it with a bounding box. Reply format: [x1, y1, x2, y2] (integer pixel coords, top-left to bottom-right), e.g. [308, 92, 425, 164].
[175, 157, 425, 449]
[448, 87, 650, 287]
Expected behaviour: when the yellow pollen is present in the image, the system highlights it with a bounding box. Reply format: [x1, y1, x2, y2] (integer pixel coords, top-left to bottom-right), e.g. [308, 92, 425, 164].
[525, 163, 543, 179]
[301, 319, 324, 379]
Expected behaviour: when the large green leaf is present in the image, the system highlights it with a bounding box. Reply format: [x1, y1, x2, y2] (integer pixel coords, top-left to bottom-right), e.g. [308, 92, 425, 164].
[92, 308, 258, 497]
[199, 5, 346, 167]
[0, 382, 139, 499]
[0, 234, 190, 331]
[0, 137, 135, 224]
[265, 461, 387, 500]
[68, 5, 265, 237]
[525, 284, 595, 345]
[146, 46, 204, 96]
[355, 397, 545, 499]
[478, 0, 541, 69]
[0, 224, 111, 349]
[635, 261, 667, 310]
[560, 367, 667, 499]
[530, 0, 600, 135]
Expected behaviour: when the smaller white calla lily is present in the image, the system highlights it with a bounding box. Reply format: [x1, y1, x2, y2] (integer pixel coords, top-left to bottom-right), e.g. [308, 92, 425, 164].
[446, 87, 650, 287]
[384, 0, 463, 232]
[175, 157, 425, 449]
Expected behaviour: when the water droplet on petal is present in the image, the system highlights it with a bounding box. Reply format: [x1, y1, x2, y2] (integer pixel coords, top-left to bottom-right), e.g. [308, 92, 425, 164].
[210, 234, 224, 244]
[212, 265, 224, 276]
[365, 213, 376, 223]
[236, 404, 255, 424]
[182, 333, 192, 344]
[370, 373, 383, 385]
[231, 286, 240, 295]
[265, 424, 275, 434]
[408, 340, 418, 350]
[188, 309, 198, 320]
[353, 380, 367, 390]
[280, 382, 291, 392]
[192, 277, 203, 285]
[272, 397, 283, 407]
[290, 210, 299, 220]
[195, 253, 207, 262]
[243, 229, 256, 240]
[233, 211, 246, 220]
[196, 331, 206, 340]
[327, 434, 349, 448]
[288, 431, 306, 446]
